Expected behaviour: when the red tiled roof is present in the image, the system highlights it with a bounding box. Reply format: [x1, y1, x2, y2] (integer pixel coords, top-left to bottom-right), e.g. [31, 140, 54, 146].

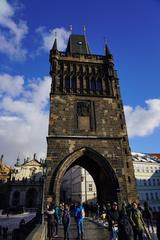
[148, 153, 160, 159]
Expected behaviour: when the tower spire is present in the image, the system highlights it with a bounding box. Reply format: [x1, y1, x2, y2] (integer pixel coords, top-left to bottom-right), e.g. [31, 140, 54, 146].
[0, 155, 3, 165]
[104, 39, 114, 63]
[52, 32, 58, 51]
[104, 38, 111, 56]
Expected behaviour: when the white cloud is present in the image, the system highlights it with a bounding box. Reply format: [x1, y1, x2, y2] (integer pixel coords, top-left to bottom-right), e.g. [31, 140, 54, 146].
[124, 99, 160, 137]
[37, 27, 70, 52]
[0, 74, 51, 165]
[0, 0, 28, 60]
[0, 74, 24, 97]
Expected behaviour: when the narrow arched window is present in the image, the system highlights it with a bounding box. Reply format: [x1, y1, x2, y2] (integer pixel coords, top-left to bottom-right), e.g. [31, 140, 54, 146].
[79, 77, 83, 94]
[86, 77, 90, 93]
[71, 77, 76, 92]
[65, 76, 70, 92]
[96, 78, 102, 92]
[90, 78, 96, 92]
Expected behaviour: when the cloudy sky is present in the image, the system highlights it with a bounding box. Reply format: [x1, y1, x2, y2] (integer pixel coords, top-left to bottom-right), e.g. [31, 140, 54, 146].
[0, 0, 160, 165]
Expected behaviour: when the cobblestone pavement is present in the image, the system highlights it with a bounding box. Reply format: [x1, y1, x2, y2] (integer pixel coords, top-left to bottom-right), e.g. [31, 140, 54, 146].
[55, 218, 109, 240]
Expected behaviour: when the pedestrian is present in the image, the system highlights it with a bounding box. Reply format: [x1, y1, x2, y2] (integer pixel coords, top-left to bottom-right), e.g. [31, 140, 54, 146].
[62, 204, 71, 240]
[129, 202, 145, 240]
[54, 203, 60, 237]
[75, 202, 85, 240]
[59, 203, 64, 224]
[47, 204, 55, 240]
[118, 203, 134, 240]
[143, 201, 154, 233]
[107, 202, 119, 240]
[156, 212, 160, 240]
[95, 202, 100, 219]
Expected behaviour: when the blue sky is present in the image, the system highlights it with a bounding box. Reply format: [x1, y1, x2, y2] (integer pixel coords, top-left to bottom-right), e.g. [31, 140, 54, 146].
[0, 0, 160, 165]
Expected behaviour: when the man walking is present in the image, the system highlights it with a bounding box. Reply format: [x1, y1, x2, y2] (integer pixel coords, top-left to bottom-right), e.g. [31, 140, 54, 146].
[75, 202, 85, 240]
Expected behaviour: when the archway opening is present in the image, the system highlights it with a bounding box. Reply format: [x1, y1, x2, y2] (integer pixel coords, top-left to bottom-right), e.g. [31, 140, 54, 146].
[50, 148, 120, 206]
[60, 165, 97, 204]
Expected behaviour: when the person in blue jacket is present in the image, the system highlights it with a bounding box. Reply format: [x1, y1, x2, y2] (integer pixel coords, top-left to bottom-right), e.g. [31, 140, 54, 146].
[75, 202, 85, 240]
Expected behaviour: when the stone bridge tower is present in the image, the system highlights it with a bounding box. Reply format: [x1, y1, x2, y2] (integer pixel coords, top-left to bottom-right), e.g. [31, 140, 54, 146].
[46, 33, 137, 204]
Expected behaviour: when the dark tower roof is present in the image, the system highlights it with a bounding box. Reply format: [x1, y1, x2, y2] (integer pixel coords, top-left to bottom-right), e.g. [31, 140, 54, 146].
[66, 34, 90, 54]
[105, 43, 111, 56]
[52, 38, 58, 51]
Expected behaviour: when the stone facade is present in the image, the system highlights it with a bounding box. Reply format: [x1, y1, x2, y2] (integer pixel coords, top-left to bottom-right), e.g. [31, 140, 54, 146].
[46, 33, 137, 205]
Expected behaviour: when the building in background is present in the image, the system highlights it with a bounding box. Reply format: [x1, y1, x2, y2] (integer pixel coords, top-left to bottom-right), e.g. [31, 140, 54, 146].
[0, 155, 12, 209]
[132, 152, 160, 212]
[9, 154, 44, 210]
[0, 155, 12, 183]
[61, 166, 97, 203]
[11, 154, 43, 182]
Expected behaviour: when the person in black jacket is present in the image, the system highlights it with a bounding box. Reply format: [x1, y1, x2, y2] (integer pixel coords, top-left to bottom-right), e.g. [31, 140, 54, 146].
[107, 202, 119, 240]
[143, 201, 154, 233]
[62, 204, 71, 240]
[47, 204, 55, 240]
[118, 204, 134, 240]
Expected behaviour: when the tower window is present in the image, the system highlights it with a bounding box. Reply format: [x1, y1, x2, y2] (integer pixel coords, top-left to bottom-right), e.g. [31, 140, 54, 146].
[88, 184, 93, 191]
[128, 176, 131, 183]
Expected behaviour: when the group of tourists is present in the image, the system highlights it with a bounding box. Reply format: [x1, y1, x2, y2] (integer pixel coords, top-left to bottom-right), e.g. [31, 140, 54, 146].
[99, 200, 159, 240]
[46, 200, 160, 240]
[46, 202, 85, 240]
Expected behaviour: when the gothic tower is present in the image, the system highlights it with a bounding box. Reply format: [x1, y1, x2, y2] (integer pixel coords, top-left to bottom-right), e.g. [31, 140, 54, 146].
[46, 33, 137, 204]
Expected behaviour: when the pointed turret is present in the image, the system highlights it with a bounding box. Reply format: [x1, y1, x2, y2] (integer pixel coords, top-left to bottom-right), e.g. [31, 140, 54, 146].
[33, 153, 36, 160]
[105, 43, 111, 56]
[52, 38, 58, 51]
[15, 156, 20, 167]
[104, 43, 114, 64]
[0, 155, 3, 165]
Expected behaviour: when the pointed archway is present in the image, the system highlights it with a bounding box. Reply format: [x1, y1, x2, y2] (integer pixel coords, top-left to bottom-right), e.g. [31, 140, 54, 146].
[49, 147, 120, 205]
